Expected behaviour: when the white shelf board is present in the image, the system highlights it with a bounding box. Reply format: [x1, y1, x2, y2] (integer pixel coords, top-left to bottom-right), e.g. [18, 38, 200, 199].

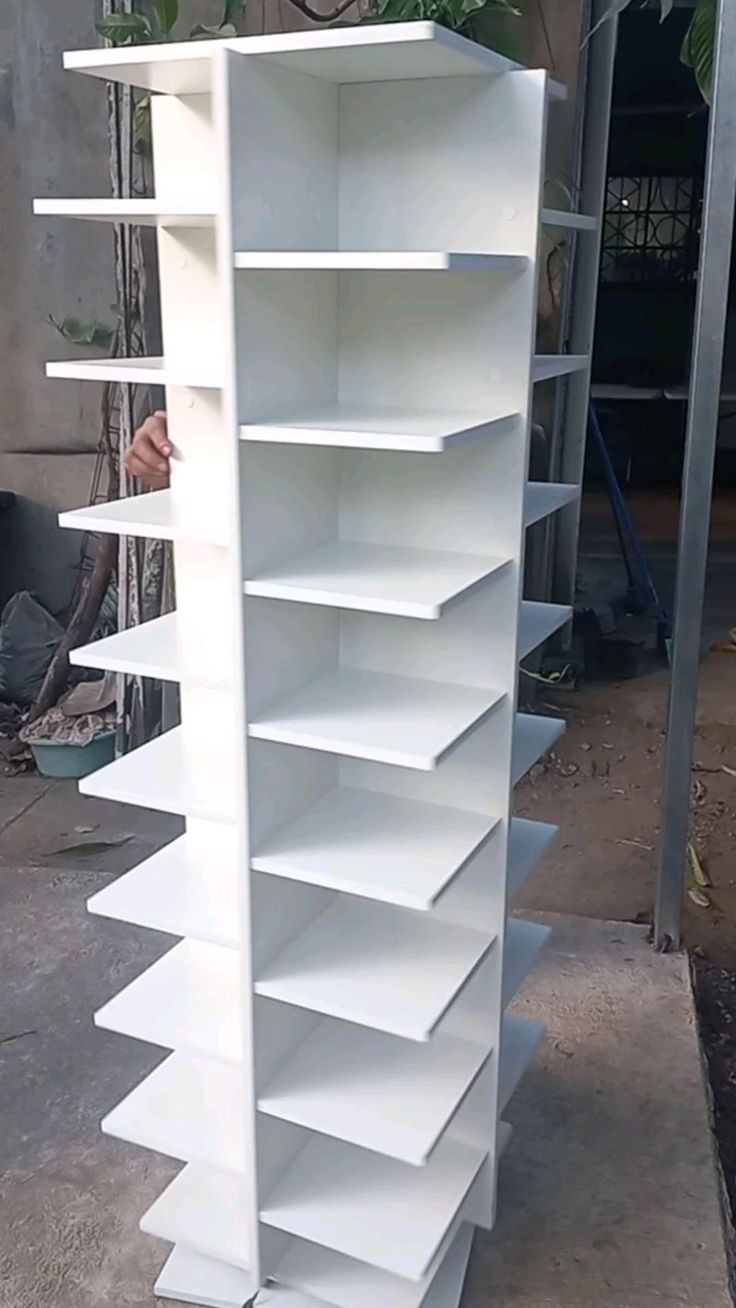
[234, 250, 524, 272]
[273, 1223, 473, 1308]
[70, 610, 229, 687]
[141, 1163, 252, 1271]
[417, 1221, 474, 1308]
[102, 1016, 490, 1173]
[64, 22, 564, 95]
[88, 829, 239, 948]
[145, 1142, 483, 1289]
[95, 938, 242, 1064]
[512, 712, 565, 784]
[71, 612, 176, 681]
[34, 198, 215, 226]
[499, 1014, 545, 1113]
[47, 354, 222, 388]
[507, 817, 558, 901]
[541, 208, 597, 231]
[245, 540, 509, 619]
[59, 489, 227, 546]
[240, 402, 518, 453]
[518, 600, 572, 659]
[503, 919, 551, 1007]
[102, 1052, 246, 1172]
[532, 354, 588, 383]
[252, 785, 497, 911]
[79, 725, 235, 822]
[259, 1017, 492, 1165]
[249, 668, 504, 771]
[255, 898, 494, 1042]
[523, 482, 579, 529]
[261, 1133, 486, 1281]
[155, 1244, 258, 1308]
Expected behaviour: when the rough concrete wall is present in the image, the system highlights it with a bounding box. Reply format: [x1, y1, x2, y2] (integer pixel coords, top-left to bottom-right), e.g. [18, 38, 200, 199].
[0, 0, 222, 618]
[0, 0, 113, 616]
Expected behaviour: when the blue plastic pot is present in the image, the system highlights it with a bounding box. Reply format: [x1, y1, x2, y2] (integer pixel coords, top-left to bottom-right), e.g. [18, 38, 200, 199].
[29, 730, 116, 779]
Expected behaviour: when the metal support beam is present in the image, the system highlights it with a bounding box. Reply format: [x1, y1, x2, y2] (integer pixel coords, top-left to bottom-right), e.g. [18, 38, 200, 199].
[552, 0, 618, 614]
[655, 0, 736, 951]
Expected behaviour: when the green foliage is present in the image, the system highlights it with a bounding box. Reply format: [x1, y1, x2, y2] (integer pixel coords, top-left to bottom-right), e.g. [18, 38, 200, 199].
[587, 0, 715, 105]
[49, 315, 114, 349]
[189, 22, 239, 38]
[96, 12, 153, 45]
[97, 0, 245, 46]
[376, 0, 519, 28]
[222, 0, 247, 26]
[190, 0, 245, 36]
[152, 0, 180, 35]
[681, 0, 716, 104]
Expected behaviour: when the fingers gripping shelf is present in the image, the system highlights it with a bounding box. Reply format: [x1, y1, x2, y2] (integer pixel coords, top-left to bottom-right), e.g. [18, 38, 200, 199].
[43, 21, 565, 1308]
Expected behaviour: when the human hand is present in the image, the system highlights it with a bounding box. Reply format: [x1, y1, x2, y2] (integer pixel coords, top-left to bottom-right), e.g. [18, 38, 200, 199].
[125, 410, 171, 489]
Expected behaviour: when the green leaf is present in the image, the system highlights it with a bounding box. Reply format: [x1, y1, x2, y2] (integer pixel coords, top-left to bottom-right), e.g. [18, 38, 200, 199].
[152, 0, 179, 35]
[189, 21, 238, 38]
[377, 0, 419, 19]
[377, 0, 517, 27]
[582, 0, 633, 47]
[659, 0, 674, 22]
[222, 0, 246, 27]
[50, 315, 115, 349]
[681, 0, 716, 103]
[95, 13, 153, 45]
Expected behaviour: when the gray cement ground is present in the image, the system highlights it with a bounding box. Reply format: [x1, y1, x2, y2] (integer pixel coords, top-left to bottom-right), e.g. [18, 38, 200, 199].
[469, 914, 730, 1308]
[0, 776, 730, 1308]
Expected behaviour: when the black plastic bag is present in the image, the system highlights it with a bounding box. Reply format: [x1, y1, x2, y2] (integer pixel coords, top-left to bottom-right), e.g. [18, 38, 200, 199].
[0, 592, 64, 705]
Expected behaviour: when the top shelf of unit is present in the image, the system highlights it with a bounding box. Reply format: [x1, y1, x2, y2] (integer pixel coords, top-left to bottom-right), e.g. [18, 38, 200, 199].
[63, 21, 566, 97]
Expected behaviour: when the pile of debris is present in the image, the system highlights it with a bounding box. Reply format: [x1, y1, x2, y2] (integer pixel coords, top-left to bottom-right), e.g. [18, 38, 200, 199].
[0, 590, 115, 774]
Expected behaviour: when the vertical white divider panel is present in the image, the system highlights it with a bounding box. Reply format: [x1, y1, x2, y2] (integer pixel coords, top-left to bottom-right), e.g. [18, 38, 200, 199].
[211, 48, 262, 1290]
[449, 70, 548, 1229]
[152, 72, 261, 1296]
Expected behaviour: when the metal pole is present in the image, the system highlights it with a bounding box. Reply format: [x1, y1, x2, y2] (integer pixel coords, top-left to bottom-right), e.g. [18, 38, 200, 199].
[552, 0, 618, 613]
[655, 0, 736, 951]
[532, 0, 592, 607]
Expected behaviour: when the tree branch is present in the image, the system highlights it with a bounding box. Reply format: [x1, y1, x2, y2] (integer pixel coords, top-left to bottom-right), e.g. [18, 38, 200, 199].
[286, 0, 358, 23]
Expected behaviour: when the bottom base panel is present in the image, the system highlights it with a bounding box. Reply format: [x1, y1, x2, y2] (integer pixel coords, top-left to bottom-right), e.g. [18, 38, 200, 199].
[155, 1222, 474, 1308]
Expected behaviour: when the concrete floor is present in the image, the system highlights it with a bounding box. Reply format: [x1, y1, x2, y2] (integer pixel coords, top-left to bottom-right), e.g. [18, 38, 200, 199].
[469, 914, 730, 1308]
[0, 777, 730, 1308]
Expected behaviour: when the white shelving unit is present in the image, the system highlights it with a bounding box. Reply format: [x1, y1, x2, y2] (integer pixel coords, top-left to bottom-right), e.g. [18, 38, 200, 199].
[40, 21, 581, 1308]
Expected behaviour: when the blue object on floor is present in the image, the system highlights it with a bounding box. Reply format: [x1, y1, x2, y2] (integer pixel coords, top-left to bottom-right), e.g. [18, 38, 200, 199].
[30, 730, 116, 779]
[588, 403, 672, 661]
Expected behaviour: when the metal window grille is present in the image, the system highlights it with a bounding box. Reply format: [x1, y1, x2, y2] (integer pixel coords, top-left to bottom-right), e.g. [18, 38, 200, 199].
[601, 175, 702, 283]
